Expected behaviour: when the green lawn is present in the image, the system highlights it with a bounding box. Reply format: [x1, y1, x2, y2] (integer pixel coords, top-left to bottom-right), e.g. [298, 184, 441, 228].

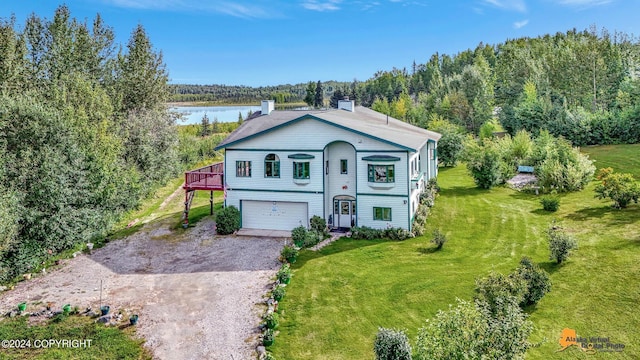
[271, 145, 640, 359]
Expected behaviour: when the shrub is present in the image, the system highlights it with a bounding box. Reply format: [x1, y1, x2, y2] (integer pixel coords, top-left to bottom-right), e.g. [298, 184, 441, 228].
[350, 226, 383, 240]
[516, 257, 551, 307]
[415, 298, 533, 360]
[474, 271, 527, 315]
[280, 245, 298, 264]
[310, 215, 328, 237]
[277, 263, 291, 284]
[540, 195, 560, 212]
[264, 312, 279, 329]
[215, 206, 240, 235]
[373, 327, 412, 360]
[272, 285, 286, 301]
[548, 227, 577, 264]
[594, 167, 640, 209]
[291, 226, 307, 247]
[264, 352, 277, 360]
[466, 142, 503, 189]
[430, 229, 447, 250]
[419, 189, 435, 207]
[384, 228, 414, 241]
[263, 328, 275, 346]
[304, 230, 321, 247]
[411, 223, 424, 237]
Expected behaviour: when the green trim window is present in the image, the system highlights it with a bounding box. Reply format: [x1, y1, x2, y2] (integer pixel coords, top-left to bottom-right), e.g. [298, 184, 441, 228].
[340, 159, 348, 174]
[368, 164, 395, 183]
[236, 161, 251, 177]
[265, 154, 280, 178]
[373, 207, 392, 221]
[293, 161, 310, 179]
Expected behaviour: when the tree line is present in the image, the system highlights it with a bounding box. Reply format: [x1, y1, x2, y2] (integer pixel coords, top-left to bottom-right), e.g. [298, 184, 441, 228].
[0, 6, 202, 282]
[169, 80, 351, 104]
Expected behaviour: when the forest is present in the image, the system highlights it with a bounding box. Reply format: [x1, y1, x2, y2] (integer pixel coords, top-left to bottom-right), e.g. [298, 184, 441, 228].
[0, 6, 219, 282]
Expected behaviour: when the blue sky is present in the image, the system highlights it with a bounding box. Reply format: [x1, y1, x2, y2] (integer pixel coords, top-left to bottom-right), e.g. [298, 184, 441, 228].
[1, 0, 638, 86]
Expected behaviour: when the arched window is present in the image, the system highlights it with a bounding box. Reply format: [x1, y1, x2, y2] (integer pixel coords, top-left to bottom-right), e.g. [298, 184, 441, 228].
[265, 154, 280, 178]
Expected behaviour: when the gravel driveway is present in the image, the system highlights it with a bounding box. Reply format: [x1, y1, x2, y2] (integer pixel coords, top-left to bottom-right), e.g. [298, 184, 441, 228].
[0, 219, 284, 359]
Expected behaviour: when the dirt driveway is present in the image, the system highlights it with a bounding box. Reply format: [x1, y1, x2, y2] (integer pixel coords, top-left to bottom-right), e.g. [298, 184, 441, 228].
[0, 219, 284, 360]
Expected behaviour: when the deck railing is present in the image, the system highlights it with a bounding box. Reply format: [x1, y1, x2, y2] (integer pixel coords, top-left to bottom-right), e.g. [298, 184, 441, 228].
[184, 162, 224, 190]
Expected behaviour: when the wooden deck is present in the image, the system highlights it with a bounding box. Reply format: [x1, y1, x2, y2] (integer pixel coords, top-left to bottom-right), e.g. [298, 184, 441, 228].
[184, 162, 224, 191]
[182, 162, 224, 228]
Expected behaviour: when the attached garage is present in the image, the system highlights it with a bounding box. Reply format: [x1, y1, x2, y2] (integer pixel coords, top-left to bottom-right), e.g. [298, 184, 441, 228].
[241, 200, 309, 230]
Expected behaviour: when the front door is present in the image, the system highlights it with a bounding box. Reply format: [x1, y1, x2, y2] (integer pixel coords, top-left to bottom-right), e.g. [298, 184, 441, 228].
[335, 200, 355, 228]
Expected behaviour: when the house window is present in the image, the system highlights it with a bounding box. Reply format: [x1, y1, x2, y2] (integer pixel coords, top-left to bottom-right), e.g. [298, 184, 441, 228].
[236, 161, 251, 177]
[373, 207, 392, 221]
[265, 154, 280, 178]
[340, 159, 348, 174]
[293, 162, 310, 179]
[368, 164, 395, 183]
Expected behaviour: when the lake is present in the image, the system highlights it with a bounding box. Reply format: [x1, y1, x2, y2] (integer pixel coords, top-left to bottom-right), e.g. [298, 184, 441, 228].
[171, 105, 261, 125]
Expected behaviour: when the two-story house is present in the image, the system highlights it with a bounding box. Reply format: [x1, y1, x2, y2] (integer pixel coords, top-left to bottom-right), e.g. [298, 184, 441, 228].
[214, 100, 441, 231]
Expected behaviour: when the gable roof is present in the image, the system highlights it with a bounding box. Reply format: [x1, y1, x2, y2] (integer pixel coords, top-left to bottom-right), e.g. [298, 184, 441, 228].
[215, 106, 441, 152]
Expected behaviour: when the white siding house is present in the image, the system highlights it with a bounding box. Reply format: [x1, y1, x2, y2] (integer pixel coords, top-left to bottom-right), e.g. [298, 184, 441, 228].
[215, 100, 441, 231]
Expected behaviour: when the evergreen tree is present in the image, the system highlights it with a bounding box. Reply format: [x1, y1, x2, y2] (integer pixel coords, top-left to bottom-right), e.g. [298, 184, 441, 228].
[212, 116, 220, 133]
[237, 111, 244, 125]
[304, 81, 315, 107]
[200, 113, 211, 136]
[314, 80, 324, 108]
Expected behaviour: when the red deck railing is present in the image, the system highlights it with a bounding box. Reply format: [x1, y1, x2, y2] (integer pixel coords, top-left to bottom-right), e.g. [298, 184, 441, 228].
[184, 162, 224, 191]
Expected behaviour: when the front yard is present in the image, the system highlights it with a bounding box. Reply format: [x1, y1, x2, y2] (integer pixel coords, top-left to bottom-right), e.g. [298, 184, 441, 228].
[271, 145, 640, 359]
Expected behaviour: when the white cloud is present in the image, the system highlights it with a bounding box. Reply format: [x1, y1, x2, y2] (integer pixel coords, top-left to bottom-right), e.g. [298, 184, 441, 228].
[301, 0, 342, 11]
[513, 19, 529, 28]
[99, 0, 279, 18]
[481, 0, 527, 12]
[554, 0, 613, 8]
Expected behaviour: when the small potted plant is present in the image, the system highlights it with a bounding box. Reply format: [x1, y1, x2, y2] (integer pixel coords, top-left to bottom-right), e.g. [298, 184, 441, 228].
[263, 328, 275, 346]
[280, 245, 298, 264]
[272, 285, 286, 301]
[276, 264, 291, 284]
[264, 312, 279, 330]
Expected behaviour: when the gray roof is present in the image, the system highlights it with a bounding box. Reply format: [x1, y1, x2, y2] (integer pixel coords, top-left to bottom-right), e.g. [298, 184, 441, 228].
[215, 106, 441, 152]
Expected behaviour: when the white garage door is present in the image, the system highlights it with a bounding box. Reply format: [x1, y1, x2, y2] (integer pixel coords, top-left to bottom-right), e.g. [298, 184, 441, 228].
[241, 200, 308, 230]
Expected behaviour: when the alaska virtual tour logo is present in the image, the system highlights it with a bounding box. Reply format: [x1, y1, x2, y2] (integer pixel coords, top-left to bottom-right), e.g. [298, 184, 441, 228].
[558, 328, 626, 355]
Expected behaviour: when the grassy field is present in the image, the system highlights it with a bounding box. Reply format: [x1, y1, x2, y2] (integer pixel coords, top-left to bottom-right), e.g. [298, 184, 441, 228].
[271, 144, 640, 359]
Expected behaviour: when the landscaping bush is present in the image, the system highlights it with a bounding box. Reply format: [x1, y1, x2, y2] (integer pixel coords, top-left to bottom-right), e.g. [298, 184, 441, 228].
[548, 227, 577, 264]
[291, 225, 307, 247]
[272, 285, 286, 301]
[280, 245, 298, 264]
[474, 271, 527, 315]
[264, 312, 279, 330]
[415, 298, 533, 360]
[594, 167, 640, 209]
[430, 229, 447, 250]
[215, 206, 240, 235]
[310, 215, 329, 237]
[540, 195, 560, 212]
[373, 327, 412, 360]
[465, 141, 503, 189]
[516, 257, 551, 307]
[384, 228, 414, 241]
[427, 177, 440, 193]
[303, 230, 321, 247]
[350, 226, 383, 240]
[277, 263, 291, 284]
[411, 223, 425, 237]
